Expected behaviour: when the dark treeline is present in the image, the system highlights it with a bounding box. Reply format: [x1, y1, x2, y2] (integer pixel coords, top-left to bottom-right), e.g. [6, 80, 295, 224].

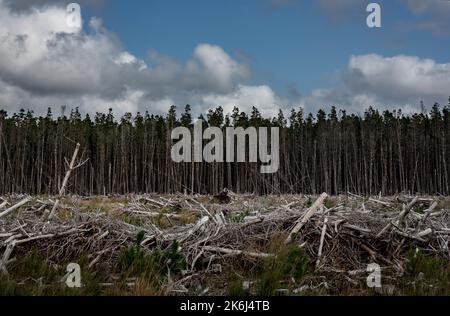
[1, 101, 450, 196]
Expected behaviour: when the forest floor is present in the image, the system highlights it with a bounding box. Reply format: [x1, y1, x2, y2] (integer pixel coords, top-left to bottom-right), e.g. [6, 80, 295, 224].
[0, 193, 449, 296]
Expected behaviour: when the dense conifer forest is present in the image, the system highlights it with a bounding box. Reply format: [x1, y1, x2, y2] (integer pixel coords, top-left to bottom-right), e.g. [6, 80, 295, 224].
[1, 100, 450, 196]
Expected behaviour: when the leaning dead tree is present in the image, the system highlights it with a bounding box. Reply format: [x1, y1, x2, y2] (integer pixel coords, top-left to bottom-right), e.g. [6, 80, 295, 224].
[48, 142, 86, 219]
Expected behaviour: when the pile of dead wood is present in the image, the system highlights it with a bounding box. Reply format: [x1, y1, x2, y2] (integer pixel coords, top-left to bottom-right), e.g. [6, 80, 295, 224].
[0, 193, 449, 293]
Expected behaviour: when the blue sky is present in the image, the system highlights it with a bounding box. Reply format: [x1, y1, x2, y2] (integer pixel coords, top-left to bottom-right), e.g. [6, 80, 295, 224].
[90, 0, 450, 96]
[0, 0, 450, 116]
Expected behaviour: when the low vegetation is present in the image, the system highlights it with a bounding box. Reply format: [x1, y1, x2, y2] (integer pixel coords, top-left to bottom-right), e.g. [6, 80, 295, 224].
[0, 193, 449, 296]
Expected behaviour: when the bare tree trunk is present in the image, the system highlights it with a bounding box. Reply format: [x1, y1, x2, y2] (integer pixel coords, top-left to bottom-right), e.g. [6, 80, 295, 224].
[48, 143, 81, 219]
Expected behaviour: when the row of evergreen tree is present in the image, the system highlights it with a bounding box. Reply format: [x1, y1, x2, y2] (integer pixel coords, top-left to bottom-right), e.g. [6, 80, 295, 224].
[1, 100, 450, 196]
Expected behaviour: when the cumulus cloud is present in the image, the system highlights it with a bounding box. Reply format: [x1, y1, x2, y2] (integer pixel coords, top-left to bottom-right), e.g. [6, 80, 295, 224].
[0, 0, 448, 119]
[0, 0, 257, 116]
[302, 54, 450, 114]
[201, 84, 286, 118]
[346, 54, 450, 102]
[187, 44, 250, 93]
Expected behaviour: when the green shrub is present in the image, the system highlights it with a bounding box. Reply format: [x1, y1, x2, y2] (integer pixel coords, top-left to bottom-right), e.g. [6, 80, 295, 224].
[228, 274, 246, 296]
[120, 231, 147, 271]
[398, 249, 450, 296]
[255, 245, 310, 296]
[0, 249, 103, 296]
[119, 232, 186, 282]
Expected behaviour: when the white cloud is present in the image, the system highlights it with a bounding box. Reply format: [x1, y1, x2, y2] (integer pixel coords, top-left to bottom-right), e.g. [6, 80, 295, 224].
[201, 84, 292, 118]
[302, 54, 450, 113]
[347, 54, 450, 100]
[187, 44, 250, 93]
[0, 0, 448, 120]
[345, 54, 450, 107]
[0, 0, 258, 117]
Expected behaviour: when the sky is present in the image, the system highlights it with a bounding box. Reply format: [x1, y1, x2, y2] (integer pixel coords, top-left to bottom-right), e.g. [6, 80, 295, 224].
[0, 0, 450, 118]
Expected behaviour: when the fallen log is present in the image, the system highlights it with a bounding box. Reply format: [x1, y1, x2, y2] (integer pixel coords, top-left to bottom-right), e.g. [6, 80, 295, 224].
[377, 196, 418, 238]
[0, 197, 32, 219]
[285, 193, 328, 244]
[202, 246, 274, 259]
